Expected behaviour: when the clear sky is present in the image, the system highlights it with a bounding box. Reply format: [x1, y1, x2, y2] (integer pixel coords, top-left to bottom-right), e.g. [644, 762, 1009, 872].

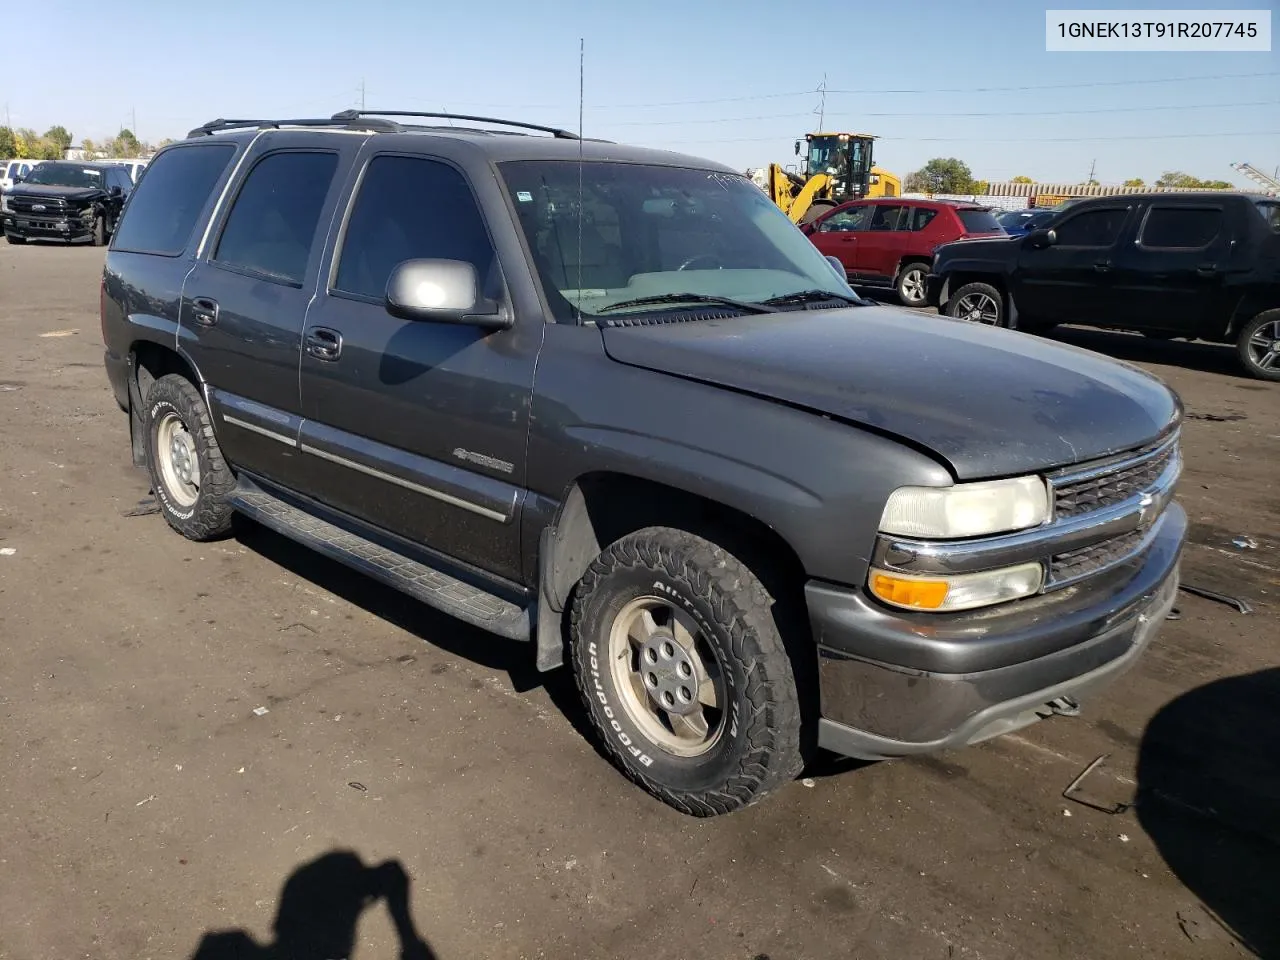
[4, 0, 1278, 186]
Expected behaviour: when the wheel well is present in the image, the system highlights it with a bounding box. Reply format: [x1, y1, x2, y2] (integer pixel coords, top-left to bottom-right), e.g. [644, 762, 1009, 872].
[540, 473, 818, 739]
[940, 272, 1005, 310]
[132, 341, 199, 401]
[896, 256, 932, 277]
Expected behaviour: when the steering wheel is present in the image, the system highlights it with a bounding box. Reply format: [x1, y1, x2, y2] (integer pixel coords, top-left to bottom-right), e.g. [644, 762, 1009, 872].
[676, 254, 723, 271]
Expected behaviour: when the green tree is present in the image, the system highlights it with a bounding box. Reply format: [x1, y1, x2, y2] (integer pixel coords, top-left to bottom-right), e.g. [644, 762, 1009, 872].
[14, 128, 42, 159]
[43, 125, 73, 153]
[0, 126, 16, 158]
[1155, 170, 1232, 190]
[1123, 178, 1145, 188]
[1011, 175, 1034, 184]
[905, 157, 976, 194]
[80, 138, 99, 157]
[1199, 179, 1231, 189]
[110, 128, 142, 158]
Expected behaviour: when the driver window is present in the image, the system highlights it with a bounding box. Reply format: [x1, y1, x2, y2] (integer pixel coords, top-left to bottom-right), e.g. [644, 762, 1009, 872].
[819, 205, 870, 232]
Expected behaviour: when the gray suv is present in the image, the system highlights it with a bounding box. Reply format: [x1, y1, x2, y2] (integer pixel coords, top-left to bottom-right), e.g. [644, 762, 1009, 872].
[100, 111, 1186, 816]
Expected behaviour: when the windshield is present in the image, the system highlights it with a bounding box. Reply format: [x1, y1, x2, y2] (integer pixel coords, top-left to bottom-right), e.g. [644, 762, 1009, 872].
[22, 164, 103, 188]
[498, 160, 857, 321]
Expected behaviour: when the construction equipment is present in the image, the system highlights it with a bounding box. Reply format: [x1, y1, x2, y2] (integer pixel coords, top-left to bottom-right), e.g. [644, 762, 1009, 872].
[767, 132, 901, 224]
[1231, 162, 1280, 194]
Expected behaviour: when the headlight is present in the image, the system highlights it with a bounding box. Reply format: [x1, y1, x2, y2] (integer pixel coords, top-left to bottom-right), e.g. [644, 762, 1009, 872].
[869, 562, 1044, 612]
[879, 476, 1050, 539]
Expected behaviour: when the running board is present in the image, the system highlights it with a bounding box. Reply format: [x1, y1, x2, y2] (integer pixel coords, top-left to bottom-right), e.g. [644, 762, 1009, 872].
[229, 482, 532, 640]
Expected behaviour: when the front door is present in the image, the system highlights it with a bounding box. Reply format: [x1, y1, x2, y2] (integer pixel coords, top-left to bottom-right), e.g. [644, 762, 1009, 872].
[808, 203, 871, 277]
[1109, 202, 1234, 335]
[178, 133, 362, 491]
[1013, 202, 1133, 326]
[297, 152, 542, 583]
[852, 203, 908, 282]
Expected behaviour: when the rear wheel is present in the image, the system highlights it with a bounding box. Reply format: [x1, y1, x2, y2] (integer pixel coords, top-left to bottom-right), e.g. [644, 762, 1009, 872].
[570, 527, 805, 816]
[945, 281, 1005, 327]
[1237, 310, 1280, 382]
[144, 374, 236, 540]
[895, 262, 929, 307]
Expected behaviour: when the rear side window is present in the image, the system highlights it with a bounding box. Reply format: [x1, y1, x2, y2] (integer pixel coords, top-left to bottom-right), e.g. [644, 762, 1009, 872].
[957, 209, 1002, 233]
[1139, 207, 1223, 248]
[909, 207, 938, 231]
[1258, 202, 1280, 233]
[1053, 208, 1128, 247]
[333, 155, 496, 301]
[112, 144, 237, 256]
[213, 151, 339, 285]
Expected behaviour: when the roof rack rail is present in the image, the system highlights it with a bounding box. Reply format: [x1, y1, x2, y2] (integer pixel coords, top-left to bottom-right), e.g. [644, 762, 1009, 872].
[187, 116, 403, 138]
[332, 109, 580, 140]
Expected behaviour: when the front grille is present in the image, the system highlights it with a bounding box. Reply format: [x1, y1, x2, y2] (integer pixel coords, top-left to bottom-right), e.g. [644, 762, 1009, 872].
[9, 196, 68, 215]
[1050, 527, 1146, 583]
[1052, 437, 1176, 519]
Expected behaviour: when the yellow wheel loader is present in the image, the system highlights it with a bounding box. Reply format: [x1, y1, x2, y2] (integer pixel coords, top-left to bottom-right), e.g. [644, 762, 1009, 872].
[767, 132, 901, 224]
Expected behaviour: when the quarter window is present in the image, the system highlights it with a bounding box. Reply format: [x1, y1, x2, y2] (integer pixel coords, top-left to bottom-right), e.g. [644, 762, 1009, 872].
[213, 151, 338, 285]
[1139, 207, 1223, 249]
[1052, 208, 1128, 247]
[909, 207, 938, 231]
[333, 155, 497, 301]
[110, 144, 237, 256]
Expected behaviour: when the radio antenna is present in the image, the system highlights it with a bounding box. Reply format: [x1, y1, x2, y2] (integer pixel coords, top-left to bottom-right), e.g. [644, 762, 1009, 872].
[576, 37, 585, 318]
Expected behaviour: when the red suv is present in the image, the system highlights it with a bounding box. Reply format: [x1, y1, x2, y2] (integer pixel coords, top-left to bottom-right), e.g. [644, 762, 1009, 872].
[802, 198, 1004, 307]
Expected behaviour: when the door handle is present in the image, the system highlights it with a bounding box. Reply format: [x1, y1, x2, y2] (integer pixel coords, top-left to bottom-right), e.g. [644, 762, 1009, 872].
[191, 297, 219, 326]
[1196, 263, 1218, 276]
[1093, 261, 1111, 273]
[840, 235, 857, 242]
[305, 327, 343, 361]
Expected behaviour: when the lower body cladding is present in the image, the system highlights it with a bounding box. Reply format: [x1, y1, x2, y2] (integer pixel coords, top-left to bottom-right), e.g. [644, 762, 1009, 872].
[810, 502, 1186, 760]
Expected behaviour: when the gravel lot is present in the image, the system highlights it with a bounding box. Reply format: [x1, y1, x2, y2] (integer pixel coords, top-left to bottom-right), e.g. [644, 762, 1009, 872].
[0, 242, 1277, 960]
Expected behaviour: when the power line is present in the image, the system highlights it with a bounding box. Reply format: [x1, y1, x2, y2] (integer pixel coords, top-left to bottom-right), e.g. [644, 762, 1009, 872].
[648, 130, 1280, 146]
[388, 71, 1280, 112]
[608, 98, 1280, 127]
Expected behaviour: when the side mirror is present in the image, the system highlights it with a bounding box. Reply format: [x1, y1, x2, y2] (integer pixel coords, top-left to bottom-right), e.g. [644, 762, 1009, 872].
[794, 140, 802, 156]
[825, 255, 846, 279]
[110, 185, 123, 197]
[1025, 228, 1056, 250]
[385, 259, 511, 330]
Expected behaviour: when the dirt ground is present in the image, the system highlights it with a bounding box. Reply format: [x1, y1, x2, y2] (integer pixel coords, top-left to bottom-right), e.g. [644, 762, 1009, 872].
[0, 241, 1277, 960]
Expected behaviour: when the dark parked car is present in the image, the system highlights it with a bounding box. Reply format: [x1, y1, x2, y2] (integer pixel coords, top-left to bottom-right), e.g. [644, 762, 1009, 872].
[2, 161, 133, 245]
[801, 197, 1004, 306]
[927, 192, 1280, 380]
[996, 208, 1059, 236]
[101, 111, 1186, 816]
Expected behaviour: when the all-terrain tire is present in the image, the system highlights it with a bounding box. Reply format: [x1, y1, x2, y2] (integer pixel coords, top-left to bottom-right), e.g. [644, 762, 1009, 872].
[144, 374, 236, 540]
[569, 526, 805, 817]
[1236, 310, 1280, 382]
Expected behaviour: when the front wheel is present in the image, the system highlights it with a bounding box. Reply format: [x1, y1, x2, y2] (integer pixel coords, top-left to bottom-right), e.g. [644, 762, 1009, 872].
[895, 262, 929, 307]
[570, 527, 805, 816]
[945, 281, 1005, 327]
[1237, 310, 1280, 381]
[92, 214, 107, 246]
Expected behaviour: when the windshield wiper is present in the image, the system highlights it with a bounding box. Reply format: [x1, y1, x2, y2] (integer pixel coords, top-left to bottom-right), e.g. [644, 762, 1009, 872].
[596, 293, 778, 315]
[760, 289, 866, 307]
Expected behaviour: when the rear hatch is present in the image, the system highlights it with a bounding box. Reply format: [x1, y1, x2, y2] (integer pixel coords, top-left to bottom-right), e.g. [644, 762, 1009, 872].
[955, 206, 1006, 239]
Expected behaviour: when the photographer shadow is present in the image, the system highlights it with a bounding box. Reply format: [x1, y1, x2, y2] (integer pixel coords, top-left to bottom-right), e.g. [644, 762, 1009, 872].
[188, 850, 435, 960]
[1137, 667, 1280, 957]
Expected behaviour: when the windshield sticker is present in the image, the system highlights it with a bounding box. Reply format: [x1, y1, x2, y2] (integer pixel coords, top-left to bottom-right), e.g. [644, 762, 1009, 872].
[516, 191, 533, 202]
[83, 169, 101, 176]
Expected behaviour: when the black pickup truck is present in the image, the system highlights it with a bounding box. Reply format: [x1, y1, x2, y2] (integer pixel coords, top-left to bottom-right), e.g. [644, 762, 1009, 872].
[100, 112, 1186, 816]
[926, 191, 1280, 380]
[3, 160, 133, 245]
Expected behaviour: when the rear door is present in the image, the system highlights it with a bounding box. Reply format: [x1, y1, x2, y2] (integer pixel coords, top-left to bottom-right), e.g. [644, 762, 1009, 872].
[808, 203, 871, 275]
[851, 203, 907, 281]
[1013, 202, 1133, 326]
[177, 131, 363, 490]
[1109, 201, 1234, 335]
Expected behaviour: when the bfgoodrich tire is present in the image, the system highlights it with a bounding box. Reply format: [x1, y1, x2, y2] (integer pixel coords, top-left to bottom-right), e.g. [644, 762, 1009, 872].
[570, 527, 805, 817]
[144, 374, 236, 540]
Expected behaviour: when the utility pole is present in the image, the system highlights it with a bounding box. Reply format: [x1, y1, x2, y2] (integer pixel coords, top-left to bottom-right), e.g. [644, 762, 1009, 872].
[1087, 158, 1097, 184]
[360, 79, 366, 111]
[815, 74, 828, 131]
[131, 106, 137, 135]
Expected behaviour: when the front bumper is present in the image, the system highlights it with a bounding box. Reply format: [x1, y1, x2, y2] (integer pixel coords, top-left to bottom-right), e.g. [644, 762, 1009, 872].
[811, 501, 1185, 760]
[4, 211, 95, 241]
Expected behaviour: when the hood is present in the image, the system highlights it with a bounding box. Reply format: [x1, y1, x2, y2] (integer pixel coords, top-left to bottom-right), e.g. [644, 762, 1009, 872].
[936, 234, 1021, 257]
[8, 183, 103, 201]
[600, 307, 1181, 480]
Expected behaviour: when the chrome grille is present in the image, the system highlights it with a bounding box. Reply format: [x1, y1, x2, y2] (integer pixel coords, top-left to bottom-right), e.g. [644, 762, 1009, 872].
[1052, 436, 1177, 519]
[1050, 527, 1146, 583]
